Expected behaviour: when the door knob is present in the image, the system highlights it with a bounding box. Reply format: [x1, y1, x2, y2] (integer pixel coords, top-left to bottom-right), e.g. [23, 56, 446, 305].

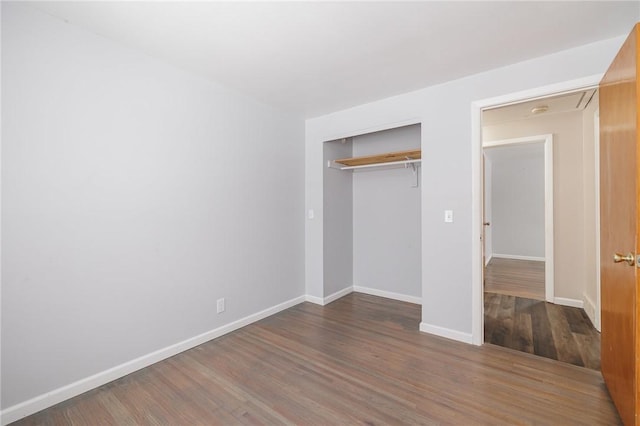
[613, 252, 635, 266]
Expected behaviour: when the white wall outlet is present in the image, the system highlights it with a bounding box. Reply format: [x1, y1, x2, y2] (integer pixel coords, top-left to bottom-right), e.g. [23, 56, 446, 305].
[216, 298, 225, 314]
[444, 210, 454, 223]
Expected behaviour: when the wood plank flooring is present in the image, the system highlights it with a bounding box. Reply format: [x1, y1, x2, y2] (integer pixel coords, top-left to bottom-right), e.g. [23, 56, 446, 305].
[484, 257, 600, 370]
[12, 293, 619, 425]
[484, 293, 601, 370]
[485, 257, 545, 300]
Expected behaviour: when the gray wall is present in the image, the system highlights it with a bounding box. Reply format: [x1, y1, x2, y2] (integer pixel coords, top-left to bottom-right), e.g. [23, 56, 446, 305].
[352, 125, 421, 298]
[2, 3, 304, 409]
[487, 144, 545, 258]
[323, 140, 353, 296]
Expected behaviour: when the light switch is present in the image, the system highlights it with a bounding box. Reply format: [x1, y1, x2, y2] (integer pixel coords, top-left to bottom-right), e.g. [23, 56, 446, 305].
[444, 210, 453, 223]
[308, 209, 315, 220]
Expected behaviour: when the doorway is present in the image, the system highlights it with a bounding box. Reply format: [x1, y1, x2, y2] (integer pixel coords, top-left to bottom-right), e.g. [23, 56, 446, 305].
[472, 81, 602, 369]
[483, 135, 553, 301]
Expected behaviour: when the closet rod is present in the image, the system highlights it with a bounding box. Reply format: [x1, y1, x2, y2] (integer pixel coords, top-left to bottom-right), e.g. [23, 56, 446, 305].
[327, 158, 421, 171]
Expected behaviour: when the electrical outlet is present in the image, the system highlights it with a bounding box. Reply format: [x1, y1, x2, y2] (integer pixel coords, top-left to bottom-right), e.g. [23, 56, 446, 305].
[217, 298, 225, 314]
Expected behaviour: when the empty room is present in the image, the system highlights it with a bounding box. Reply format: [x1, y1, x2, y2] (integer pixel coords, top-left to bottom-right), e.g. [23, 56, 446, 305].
[2, 2, 640, 425]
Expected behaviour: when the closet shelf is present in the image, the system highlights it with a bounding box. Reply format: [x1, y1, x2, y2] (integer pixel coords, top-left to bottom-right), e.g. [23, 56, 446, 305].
[328, 149, 421, 171]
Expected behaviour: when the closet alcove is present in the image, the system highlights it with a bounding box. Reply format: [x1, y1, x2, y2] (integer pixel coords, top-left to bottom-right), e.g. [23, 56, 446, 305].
[323, 124, 422, 303]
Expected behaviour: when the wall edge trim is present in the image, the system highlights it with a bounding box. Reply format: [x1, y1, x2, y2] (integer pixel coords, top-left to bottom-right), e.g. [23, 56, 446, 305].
[554, 297, 584, 309]
[491, 254, 545, 262]
[306, 286, 353, 306]
[353, 286, 421, 305]
[583, 293, 598, 330]
[419, 322, 473, 344]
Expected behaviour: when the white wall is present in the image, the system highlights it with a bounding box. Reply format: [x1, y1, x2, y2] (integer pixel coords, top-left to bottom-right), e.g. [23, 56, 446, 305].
[323, 140, 353, 297]
[352, 125, 421, 299]
[306, 34, 627, 343]
[2, 3, 304, 413]
[484, 111, 585, 301]
[487, 144, 545, 259]
[582, 94, 600, 326]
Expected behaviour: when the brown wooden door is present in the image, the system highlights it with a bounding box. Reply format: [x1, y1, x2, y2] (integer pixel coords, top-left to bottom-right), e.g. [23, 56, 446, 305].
[600, 23, 640, 426]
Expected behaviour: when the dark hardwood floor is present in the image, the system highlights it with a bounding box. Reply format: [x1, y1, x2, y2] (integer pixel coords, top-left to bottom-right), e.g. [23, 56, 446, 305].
[485, 257, 545, 300]
[484, 257, 600, 370]
[12, 293, 619, 425]
[484, 292, 601, 370]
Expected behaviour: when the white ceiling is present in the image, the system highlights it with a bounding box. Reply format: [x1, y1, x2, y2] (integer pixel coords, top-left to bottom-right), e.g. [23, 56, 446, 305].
[29, 1, 640, 118]
[483, 89, 598, 126]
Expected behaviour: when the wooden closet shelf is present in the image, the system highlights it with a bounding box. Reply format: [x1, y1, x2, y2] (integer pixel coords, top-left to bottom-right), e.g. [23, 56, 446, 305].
[334, 149, 421, 167]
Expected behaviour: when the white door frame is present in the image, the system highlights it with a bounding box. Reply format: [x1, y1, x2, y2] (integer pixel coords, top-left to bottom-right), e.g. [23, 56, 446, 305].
[483, 135, 554, 303]
[470, 74, 602, 345]
[594, 108, 602, 331]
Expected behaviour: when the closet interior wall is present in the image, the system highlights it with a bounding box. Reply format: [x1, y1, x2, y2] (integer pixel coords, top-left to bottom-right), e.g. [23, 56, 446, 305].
[322, 124, 422, 301]
[323, 139, 353, 297]
[353, 125, 422, 299]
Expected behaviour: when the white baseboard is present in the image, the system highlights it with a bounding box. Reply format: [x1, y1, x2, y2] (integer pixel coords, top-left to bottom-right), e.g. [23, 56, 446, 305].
[305, 286, 353, 306]
[583, 293, 597, 328]
[492, 254, 545, 262]
[0, 295, 306, 426]
[419, 322, 473, 344]
[553, 297, 584, 309]
[484, 254, 493, 266]
[304, 294, 324, 305]
[353, 286, 421, 305]
[324, 286, 353, 304]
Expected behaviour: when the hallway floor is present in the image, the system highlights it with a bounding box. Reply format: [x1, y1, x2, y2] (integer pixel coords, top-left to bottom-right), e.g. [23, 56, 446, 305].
[484, 293, 600, 369]
[484, 257, 545, 300]
[484, 257, 599, 369]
